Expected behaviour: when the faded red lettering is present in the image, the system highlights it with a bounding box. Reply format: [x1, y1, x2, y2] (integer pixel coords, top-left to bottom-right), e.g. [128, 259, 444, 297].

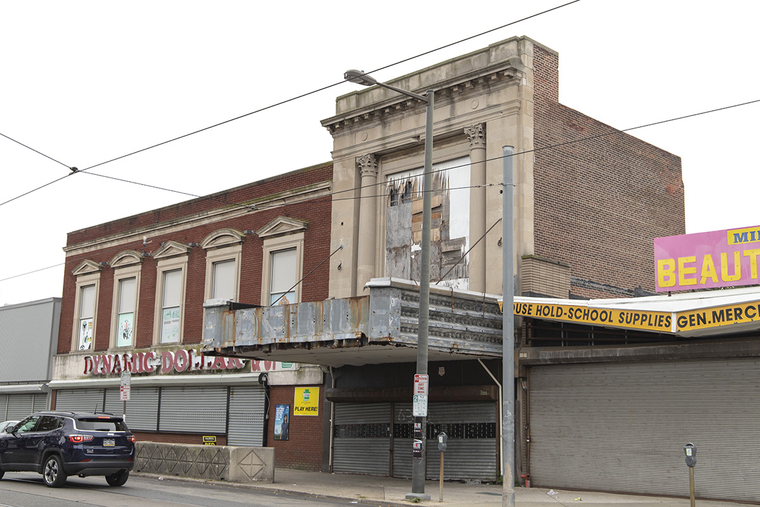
[174, 350, 189, 372]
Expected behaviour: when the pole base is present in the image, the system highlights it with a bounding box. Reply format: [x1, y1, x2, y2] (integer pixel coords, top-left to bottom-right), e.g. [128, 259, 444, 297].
[405, 492, 431, 501]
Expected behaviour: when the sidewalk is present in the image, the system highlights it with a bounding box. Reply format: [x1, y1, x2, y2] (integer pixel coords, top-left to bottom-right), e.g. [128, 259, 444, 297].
[237, 468, 753, 507]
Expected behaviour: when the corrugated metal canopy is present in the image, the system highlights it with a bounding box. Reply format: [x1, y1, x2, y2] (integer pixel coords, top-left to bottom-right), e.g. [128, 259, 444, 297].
[203, 278, 504, 367]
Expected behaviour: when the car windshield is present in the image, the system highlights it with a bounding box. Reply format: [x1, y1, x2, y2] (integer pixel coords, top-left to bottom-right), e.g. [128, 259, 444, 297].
[76, 418, 128, 432]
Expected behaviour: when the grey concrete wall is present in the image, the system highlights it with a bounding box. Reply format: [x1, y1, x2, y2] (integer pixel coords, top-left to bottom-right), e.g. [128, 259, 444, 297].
[0, 298, 61, 383]
[135, 442, 274, 483]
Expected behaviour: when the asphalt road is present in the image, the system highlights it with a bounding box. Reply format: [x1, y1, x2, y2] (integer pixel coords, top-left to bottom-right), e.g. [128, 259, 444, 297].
[0, 472, 354, 507]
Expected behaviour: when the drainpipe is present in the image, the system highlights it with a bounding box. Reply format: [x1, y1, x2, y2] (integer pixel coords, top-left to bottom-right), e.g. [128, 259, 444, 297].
[478, 358, 503, 479]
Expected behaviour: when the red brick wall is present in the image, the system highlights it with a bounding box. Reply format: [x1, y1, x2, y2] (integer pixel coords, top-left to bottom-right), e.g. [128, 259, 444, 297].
[268, 385, 324, 471]
[532, 45, 685, 297]
[58, 163, 333, 353]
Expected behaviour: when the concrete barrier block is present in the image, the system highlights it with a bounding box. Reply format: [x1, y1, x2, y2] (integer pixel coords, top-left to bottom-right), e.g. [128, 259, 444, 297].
[135, 442, 274, 483]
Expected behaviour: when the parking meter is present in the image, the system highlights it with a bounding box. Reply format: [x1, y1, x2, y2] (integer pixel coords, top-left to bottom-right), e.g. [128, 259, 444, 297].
[683, 443, 697, 468]
[437, 432, 448, 501]
[437, 432, 448, 452]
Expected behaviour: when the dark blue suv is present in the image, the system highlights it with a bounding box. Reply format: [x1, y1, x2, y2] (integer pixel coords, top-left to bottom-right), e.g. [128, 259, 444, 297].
[0, 411, 135, 487]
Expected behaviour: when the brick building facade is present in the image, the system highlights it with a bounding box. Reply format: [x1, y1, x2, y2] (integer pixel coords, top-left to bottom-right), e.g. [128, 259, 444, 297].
[205, 36, 686, 483]
[50, 163, 333, 469]
[531, 45, 684, 299]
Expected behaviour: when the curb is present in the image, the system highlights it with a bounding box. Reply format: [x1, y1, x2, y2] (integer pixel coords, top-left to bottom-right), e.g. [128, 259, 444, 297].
[132, 472, 420, 507]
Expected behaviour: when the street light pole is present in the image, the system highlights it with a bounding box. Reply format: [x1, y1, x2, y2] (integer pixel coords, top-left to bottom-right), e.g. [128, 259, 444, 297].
[344, 70, 433, 500]
[502, 146, 515, 507]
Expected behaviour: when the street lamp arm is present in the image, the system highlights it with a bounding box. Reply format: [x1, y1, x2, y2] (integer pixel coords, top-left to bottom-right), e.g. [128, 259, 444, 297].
[344, 69, 428, 103]
[377, 82, 428, 103]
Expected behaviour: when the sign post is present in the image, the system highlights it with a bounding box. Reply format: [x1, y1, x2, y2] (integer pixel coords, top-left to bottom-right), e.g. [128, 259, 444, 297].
[120, 370, 131, 422]
[412, 374, 429, 462]
[412, 374, 429, 417]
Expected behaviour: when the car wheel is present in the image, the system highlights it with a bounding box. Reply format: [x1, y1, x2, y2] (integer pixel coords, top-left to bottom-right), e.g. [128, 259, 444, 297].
[0, 469, 4, 480]
[42, 455, 67, 487]
[105, 470, 129, 487]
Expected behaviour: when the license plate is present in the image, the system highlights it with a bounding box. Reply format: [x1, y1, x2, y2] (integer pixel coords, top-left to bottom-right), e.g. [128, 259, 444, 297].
[103, 439, 115, 447]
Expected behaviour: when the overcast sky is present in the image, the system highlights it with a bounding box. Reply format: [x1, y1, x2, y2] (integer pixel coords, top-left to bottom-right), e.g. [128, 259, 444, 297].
[1, 0, 758, 306]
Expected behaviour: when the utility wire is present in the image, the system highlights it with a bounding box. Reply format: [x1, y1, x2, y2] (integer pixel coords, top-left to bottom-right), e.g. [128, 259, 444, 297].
[214, 97, 760, 216]
[0, 0, 579, 208]
[3, 97, 759, 286]
[93, 97, 760, 214]
[0, 131, 71, 169]
[436, 218, 503, 284]
[80, 171, 202, 199]
[80, 0, 580, 174]
[270, 245, 343, 307]
[367, 0, 580, 76]
[0, 262, 65, 282]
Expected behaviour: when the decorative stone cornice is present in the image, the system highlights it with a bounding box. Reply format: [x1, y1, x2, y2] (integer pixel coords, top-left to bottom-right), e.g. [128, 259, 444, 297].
[256, 216, 308, 239]
[110, 250, 143, 268]
[72, 259, 102, 276]
[464, 124, 486, 149]
[356, 154, 378, 178]
[63, 180, 331, 257]
[153, 240, 192, 260]
[200, 228, 246, 250]
[321, 43, 527, 134]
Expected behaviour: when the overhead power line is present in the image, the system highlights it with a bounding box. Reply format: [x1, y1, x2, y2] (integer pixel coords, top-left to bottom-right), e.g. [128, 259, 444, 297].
[3, 96, 758, 286]
[0, 132, 71, 169]
[0, 0, 580, 209]
[0, 262, 65, 283]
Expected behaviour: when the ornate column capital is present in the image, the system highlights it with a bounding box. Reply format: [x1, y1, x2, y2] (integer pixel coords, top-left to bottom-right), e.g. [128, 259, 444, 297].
[464, 124, 486, 149]
[357, 153, 378, 178]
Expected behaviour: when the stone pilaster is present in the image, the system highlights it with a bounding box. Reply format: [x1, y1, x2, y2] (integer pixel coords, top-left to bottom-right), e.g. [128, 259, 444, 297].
[356, 154, 378, 294]
[465, 124, 486, 293]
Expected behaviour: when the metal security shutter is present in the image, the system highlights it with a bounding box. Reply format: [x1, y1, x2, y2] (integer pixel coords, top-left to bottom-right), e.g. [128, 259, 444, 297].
[159, 386, 227, 433]
[6, 394, 36, 419]
[104, 386, 159, 431]
[333, 403, 391, 475]
[54, 389, 105, 413]
[393, 401, 498, 481]
[427, 401, 498, 481]
[391, 402, 414, 478]
[0, 394, 7, 420]
[227, 385, 266, 446]
[32, 393, 48, 413]
[529, 359, 760, 503]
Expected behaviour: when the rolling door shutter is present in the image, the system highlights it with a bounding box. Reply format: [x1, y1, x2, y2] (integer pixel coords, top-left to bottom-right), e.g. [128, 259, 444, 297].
[227, 385, 266, 446]
[333, 403, 391, 475]
[529, 359, 760, 503]
[104, 386, 159, 431]
[159, 386, 227, 433]
[393, 401, 498, 481]
[427, 401, 498, 481]
[54, 388, 105, 413]
[3, 393, 47, 421]
[0, 394, 6, 420]
[32, 393, 48, 413]
[391, 402, 414, 478]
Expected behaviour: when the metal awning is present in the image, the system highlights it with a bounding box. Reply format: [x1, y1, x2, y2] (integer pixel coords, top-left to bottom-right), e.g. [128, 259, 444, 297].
[203, 278, 504, 367]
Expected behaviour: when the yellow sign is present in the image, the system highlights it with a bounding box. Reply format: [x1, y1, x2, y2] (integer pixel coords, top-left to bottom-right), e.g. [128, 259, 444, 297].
[675, 301, 760, 332]
[503, 299, 760, 335]
[511, 302, 672, 332]
[202, 436, 216, 445]
[294, 387, 320, 416]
